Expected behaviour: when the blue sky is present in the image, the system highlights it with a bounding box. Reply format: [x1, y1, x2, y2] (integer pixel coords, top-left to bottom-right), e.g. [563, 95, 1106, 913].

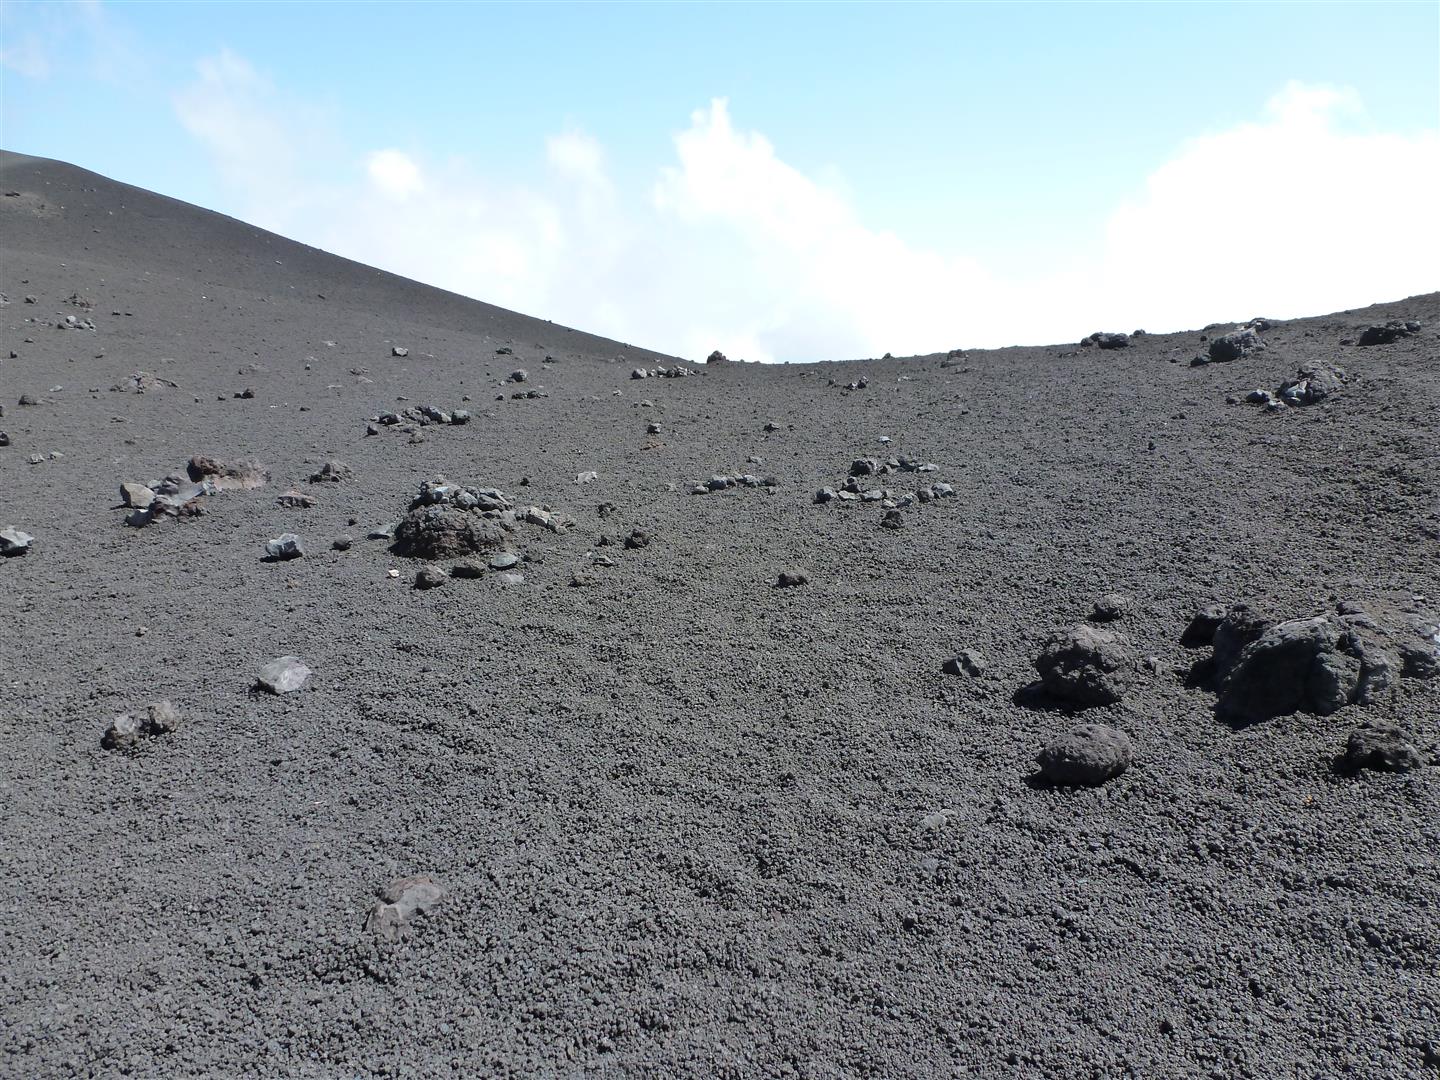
[3, 1, 1438, 361]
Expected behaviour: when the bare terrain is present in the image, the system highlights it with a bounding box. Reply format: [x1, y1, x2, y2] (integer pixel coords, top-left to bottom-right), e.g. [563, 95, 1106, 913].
[2, 149, 1437, 1079]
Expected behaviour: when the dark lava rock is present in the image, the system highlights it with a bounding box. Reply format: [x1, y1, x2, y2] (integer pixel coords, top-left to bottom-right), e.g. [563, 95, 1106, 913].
[332, 537, 353, 551]
[510, 368, 529, 383]
[1340, 722, 1423, 774]
[1087, 332, 1130, 350]
[1035, 724, 1133, 786]
[1034, 625, 1134, 706]
[942, 650, 987, 677]
[881, 509, 904, 530]
[1211, 605, 1272, 673]
[623, 528, 651, 550]
[1357, 320, 1421, 346]
[776, 571, 809, 588]
[392, 505, 506, 559]
[1182, 603, 1228, 647]
[850, 458, 880, 477]
[1090, 592, 1130, 623]
[415, 565, 448, 590]
[366, 875, 447, 943]
[1208, 328, 1263, 363]
[1215, 616, 1395, 723]
[707, 350, 727, 364]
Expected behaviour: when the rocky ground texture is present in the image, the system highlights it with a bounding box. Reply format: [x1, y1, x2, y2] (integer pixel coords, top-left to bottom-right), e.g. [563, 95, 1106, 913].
[2, 150, 1438, 1078]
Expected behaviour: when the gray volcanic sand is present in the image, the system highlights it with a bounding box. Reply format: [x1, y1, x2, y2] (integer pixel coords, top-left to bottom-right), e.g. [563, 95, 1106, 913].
[2, 150, 1437, 1078]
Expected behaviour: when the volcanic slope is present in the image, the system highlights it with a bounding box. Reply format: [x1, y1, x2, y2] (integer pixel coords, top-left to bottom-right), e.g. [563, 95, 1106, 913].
[2, 150, 1438, 1079]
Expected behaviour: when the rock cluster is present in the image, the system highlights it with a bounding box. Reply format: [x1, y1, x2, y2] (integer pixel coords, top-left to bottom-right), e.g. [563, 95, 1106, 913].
[1356, 319, 1421, 346]
[188, 455, 269, 491]
[630, 364, 695, 380]
[373, 405, 469, 430]
[110, 371, 177, 393]
[1205, 328, 1265, 364]
[391, 477, 570, 561]
[1245, 362, 1348, 410]
[689, 473, 777, 495]
[308, 460, 353, 483]
[1186, 602, 1439, 723]
[1080, 331, 1129, 350]
[102, 700, 182, 751]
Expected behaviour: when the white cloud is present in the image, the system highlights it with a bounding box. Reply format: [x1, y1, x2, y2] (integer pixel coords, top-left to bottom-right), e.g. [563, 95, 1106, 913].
[366, 149, 424, 199]
[174, 60, 1439, 362]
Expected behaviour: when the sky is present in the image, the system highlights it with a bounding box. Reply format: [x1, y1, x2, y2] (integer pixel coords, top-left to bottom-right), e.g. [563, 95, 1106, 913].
[2, 1, 1437, 362]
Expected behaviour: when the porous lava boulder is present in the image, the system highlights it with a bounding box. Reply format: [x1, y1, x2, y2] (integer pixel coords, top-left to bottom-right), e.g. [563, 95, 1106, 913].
[1214, 616, 1394, 723]
[1340, 723, 1423, 774]
[1033, 625, 1134, 706]
[1035, 724, 1133, 786]
[392, 504, 506, 560]
[1081, 331, 1129, 350]
[1208, 328, 1263, 363]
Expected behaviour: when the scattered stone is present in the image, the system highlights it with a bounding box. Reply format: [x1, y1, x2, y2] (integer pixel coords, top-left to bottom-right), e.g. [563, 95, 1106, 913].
[623, 527, 651, 550]
[943, 650, 987, 677]
[1, 526, 34, 556]
[234, 388, 255, 399]
[392, 346, 409, 357]
[277, 491, 316, 509]
[1034, 625, 1135, 706]
[576, 470, 598, 484]
[1207, 328, 1264, 363]
[264, 533, 304, 561]
[256, 656, 311, 694]
[332, 537, 353, 551]
[18, 393, 38, 406]
[1356, 320, 1421, 346]
[489, 552, 520, 570]
[1340, 722, 1423, 774]
[1035, 724, 1134, 786]
[188, 456, 268, 491]
[776, 571, 808, 588]
[309, 460, 353, 483]
[451, 409, 471, 425]
[647, 422, 661, 435]
[510, 368, 529, 383]
[119, 483, 155, 510]
[881, 509, 904, 530]
[102, 713, 142, 751]
[1091, 593, 1130, 623]
[365, 875, 447, 943]
[1215, 615, 1395, 723]
[415, 565, 448, 590]
[496, 572, 525, 586]
[814, 487, 838, 504]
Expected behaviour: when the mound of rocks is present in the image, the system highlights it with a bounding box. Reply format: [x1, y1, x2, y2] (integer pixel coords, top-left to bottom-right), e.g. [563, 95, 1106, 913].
[1080, 331, 1129, 350]
[391, 478, 571, 560]
[308, 460, 353, 483]
[1033, 625, 1135, 706]
[706, 350, 728, 364]
[110, 371, 178, 393]
[1246, 362, 1348, 410]
[372, 405, 469, 429]
[631, 364, 695, 380]
[1357, 319, 1421, 346]
[122, 474, 214, 527]
[689, 472, 778, 495]
[1035, 724, 1133, 786]
[1190, 601, 1438, 723]
[1206, 328, 1265, 363]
